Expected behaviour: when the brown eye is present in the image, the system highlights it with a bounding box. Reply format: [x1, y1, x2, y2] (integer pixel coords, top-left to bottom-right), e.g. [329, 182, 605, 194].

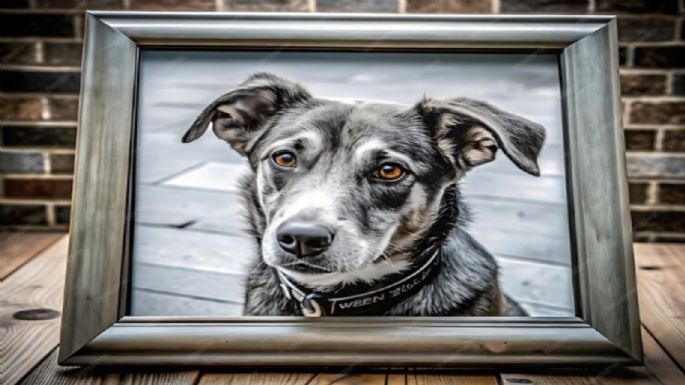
[272, 151, 297, 168]
[374, 163, 405, 181]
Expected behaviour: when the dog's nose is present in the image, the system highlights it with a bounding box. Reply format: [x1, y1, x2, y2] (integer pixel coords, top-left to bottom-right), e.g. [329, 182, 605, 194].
[276, 221, 334, 258]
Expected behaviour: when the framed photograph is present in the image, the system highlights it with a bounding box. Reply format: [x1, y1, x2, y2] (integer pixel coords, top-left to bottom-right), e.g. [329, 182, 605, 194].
[59, 12, 641, 366]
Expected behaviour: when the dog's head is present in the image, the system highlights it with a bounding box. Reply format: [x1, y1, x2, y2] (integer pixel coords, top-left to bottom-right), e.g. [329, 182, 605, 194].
[183, 73, 545, 288]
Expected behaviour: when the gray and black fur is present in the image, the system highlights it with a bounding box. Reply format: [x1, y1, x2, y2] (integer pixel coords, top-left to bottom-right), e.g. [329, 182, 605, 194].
[183, 73, 546, 317]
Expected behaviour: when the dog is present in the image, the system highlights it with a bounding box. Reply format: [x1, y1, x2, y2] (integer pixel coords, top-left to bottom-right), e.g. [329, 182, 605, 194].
[182, 73, 545, 317]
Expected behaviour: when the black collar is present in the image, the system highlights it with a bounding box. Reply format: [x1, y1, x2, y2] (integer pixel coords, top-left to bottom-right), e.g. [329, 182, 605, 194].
[276, 247, 441, 317]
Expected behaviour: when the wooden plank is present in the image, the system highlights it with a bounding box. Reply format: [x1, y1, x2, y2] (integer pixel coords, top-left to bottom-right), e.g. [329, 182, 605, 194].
[0, 232, 62, 280]
[496, 256, 574, 313]
[471, 227, 571, 266]
[132, 225, 253, 275]
[634, 243, 685, 369]
[134, 183, 244, 231]
[499, 328, 684, 385]
[468, 198, 570, 238]
[130, 289, 243, 316]
[20, 349, 199, 385]
[409, 372, 497, 385]
[640, 328, 685, 385]
[462, 171, 566, 204]
[1, 236, 68, 385]
[199, 372, 317, 384]
[133, 262, 245, 304]
[309, 373, 388, 384]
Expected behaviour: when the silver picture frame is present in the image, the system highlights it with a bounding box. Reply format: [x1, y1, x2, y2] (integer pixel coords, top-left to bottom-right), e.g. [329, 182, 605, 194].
[59, 11, 641, 366]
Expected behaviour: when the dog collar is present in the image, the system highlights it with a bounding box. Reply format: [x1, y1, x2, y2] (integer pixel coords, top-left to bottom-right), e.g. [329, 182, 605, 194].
[276, 247, 441, 317]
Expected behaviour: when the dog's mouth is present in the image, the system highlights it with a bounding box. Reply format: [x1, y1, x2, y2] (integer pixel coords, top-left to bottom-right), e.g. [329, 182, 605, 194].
[278, 260, 333, 274]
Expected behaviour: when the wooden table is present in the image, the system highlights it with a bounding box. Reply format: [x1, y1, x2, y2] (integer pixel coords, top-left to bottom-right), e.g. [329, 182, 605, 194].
[2, 234, 684, 385]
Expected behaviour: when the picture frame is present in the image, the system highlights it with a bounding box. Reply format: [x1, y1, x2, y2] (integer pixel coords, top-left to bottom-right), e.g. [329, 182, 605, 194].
[59, 11, 641, 366]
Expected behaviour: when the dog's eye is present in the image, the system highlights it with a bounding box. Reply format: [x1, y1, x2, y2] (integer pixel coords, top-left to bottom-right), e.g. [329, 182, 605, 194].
[373, 163, 405, 181]
[272, 151, 297, 168]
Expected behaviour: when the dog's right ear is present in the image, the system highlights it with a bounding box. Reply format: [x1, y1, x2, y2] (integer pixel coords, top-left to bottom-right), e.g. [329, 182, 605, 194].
[182, 73, 312, 155]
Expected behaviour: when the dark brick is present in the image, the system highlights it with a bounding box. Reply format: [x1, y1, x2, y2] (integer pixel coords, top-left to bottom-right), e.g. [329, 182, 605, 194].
[662, 129, 685, 152]
[629, 182, 649, 204]
[0, 152, 44, 173]
[1, 125, 77, 148]
[406, 0, 490, 13]
[617, 17, 676, 43]
[55, 205, 71, 225]
[597, 0, 679, 14]
[673, 74, 685, 96]
[624, 129, 656, 150]
[43, 42, 83, 66]
[49, 153, 75, 174]
[317, 0, 398, 12]
[500, 0, 587, 13]
[0, 204, 47, 226]
[627, 154, 685, 178]
[223, 0, 308, 11]
[658, 183, 685, 204]
[618, 46, 629, 66]
[0, 70, 80, 93]
[34, 0, 123, 8]
[129, 0, 215, 10]
[0, 14, 75, 37]
[0, 42, 39, 65]
[632, 210, 685, 232]
[634, 46, 685, 68]
[3, 178, 73, 199]
[620, 73, 667, 95]
[47, 97, 79, 121]
[0, 97, 43, 121]
[630, 101, 685, 125]
[3, 0, 30, 7]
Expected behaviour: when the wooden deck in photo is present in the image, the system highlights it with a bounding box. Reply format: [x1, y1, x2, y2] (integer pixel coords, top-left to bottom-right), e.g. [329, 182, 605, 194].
[2, 234, 684, 385]
[128, 51, 575, 317]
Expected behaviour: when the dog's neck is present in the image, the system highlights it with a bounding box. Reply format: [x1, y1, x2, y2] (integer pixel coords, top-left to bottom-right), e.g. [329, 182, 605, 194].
[276, 245, 442, 316]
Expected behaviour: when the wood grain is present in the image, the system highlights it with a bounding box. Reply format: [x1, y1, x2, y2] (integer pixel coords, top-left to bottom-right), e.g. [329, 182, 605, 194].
[640, 328, 685, 385]
[409, 372, 497, 384]
[1, 236, 69, 385]
[199, 372, 317, 384]
[634, 243, 685, 370]
[20, 349, 200, 385]
[309, 373, 388, 385]
[0, 232, 62, 280]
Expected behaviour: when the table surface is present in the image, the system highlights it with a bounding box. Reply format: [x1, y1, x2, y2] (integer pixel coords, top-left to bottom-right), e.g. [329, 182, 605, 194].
[2, 233, 684, 385]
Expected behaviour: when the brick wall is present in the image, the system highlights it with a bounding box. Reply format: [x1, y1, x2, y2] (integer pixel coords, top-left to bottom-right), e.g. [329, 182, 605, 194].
[1, 0, 684, 242]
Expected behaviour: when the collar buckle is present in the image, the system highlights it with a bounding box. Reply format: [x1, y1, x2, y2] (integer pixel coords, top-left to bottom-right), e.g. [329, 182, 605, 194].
[301, 293, 323, 317]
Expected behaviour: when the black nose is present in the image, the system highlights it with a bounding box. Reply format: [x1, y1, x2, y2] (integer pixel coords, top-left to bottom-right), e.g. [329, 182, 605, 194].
[276, 221, 334, 258]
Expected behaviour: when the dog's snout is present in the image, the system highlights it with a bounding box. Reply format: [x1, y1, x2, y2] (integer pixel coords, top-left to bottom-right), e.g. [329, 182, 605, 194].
[276, 221, 334, 258]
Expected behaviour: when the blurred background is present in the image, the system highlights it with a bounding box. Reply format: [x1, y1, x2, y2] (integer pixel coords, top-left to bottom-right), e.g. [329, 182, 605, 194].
[0, 0, 683, 244]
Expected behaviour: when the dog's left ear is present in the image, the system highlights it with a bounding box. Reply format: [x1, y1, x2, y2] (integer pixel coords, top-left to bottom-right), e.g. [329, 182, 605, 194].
[416, 98, 546, 176]
[182, 72, 312, 155]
